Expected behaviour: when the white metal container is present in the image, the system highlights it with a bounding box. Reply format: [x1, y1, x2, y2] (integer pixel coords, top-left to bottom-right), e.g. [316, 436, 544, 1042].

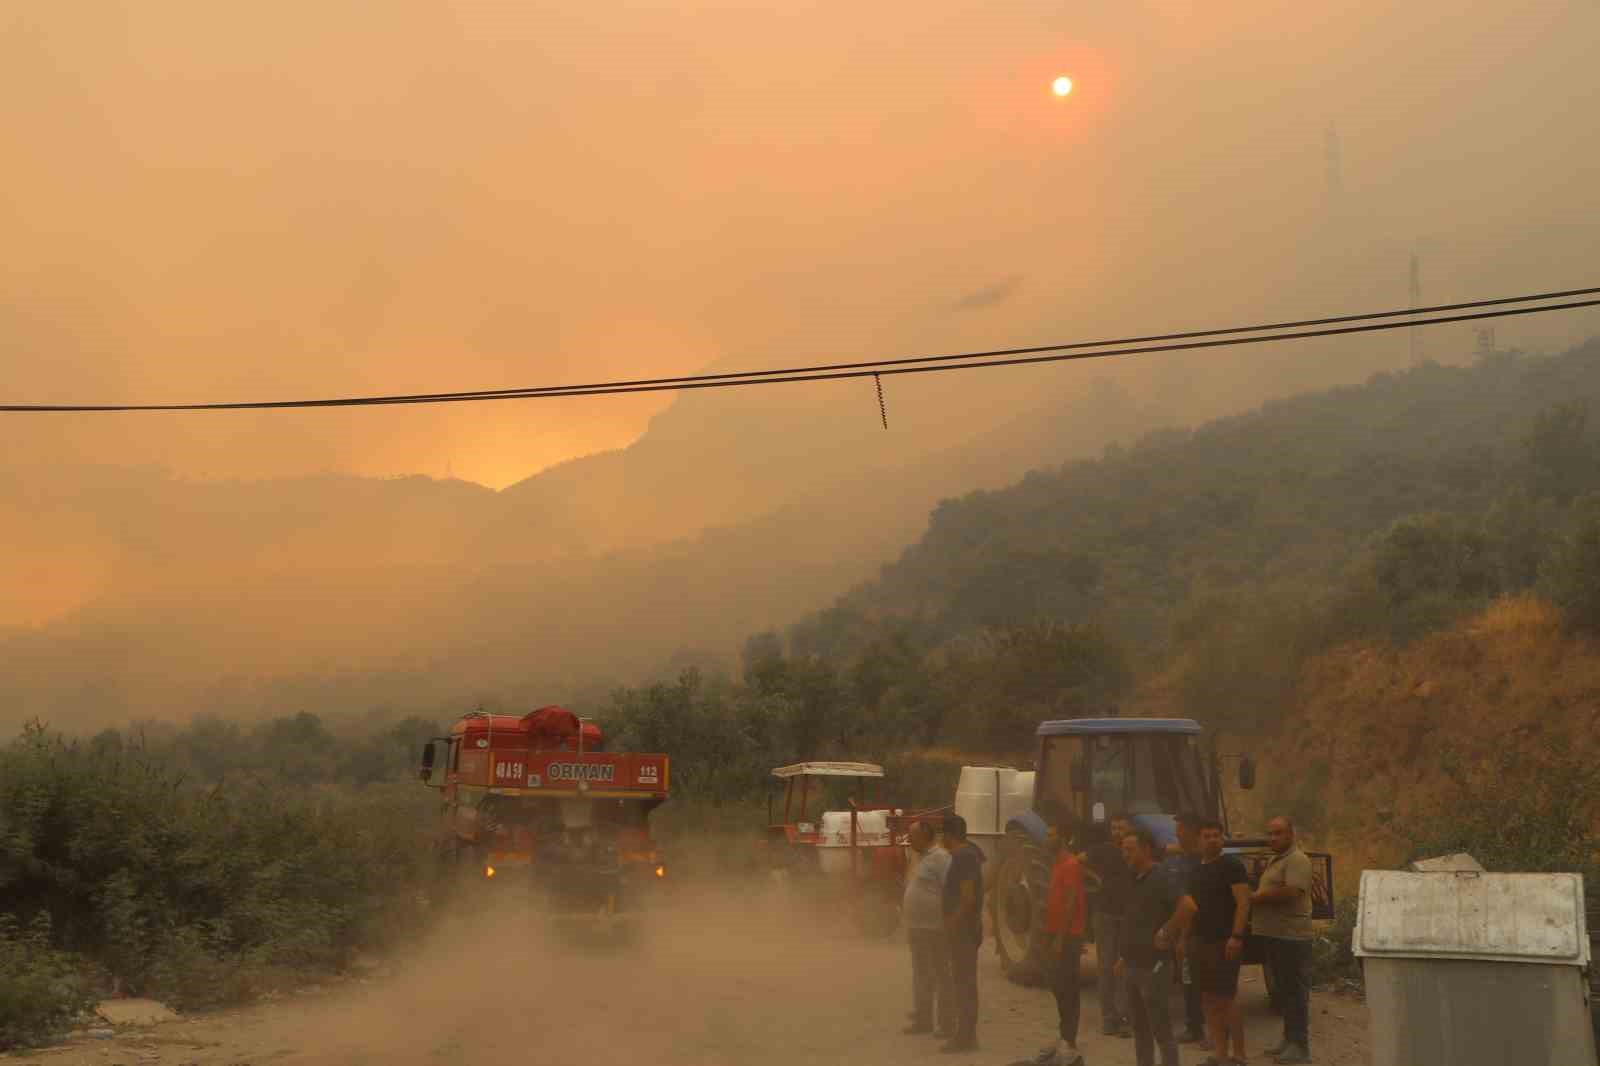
[1354, 869, 1596, 1066]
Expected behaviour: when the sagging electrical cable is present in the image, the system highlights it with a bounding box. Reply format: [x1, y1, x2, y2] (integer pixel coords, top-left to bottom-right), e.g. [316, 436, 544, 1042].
[3, 287, 1597, 413]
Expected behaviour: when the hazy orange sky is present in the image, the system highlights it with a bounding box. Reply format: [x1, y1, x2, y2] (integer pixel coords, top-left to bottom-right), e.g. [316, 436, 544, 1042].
[4, 0, 1598, 487]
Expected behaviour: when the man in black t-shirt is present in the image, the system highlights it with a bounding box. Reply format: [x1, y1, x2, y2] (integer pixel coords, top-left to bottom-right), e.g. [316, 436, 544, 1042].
[1178, 819, 1251, 1066]
[1162, 811, 1207, 1046]
[1083, 817, 1133, 1035]
[940, 814, 985, 1054]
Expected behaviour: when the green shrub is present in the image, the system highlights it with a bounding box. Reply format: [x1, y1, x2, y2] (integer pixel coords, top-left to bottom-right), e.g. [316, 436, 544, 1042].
[1402, 741, 1600, 878]
[1308, 896, 1360, 988]
[0, 725, 436, 1014]
[1540, 500, 1600, 633]
[0, 913, 96, 1050]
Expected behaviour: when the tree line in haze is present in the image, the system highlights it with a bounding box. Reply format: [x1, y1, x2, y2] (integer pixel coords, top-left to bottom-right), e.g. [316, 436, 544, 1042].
[601, 339, 1600, 794]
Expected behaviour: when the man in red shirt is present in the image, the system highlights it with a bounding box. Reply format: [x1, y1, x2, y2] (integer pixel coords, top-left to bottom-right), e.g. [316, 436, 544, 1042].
[1039, 815, 1087, 1066]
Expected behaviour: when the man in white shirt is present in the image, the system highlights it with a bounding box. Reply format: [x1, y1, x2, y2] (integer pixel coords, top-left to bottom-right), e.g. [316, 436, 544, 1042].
[902, 820, 955, 1037]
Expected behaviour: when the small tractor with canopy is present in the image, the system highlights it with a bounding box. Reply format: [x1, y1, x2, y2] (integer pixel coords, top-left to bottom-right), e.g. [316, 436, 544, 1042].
[988, 717, 1335, 988]
[764, 761, 944, 937]
[418, 705, 669, 932]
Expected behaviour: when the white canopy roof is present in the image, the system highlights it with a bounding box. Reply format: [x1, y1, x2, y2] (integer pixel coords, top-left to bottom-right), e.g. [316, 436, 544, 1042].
[772, 761, 884, 779]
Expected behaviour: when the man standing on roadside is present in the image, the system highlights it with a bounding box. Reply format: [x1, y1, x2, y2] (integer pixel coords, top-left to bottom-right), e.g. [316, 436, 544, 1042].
[1030, 815, 1087, 1066]
[1084, 815, 1133, 1037]
[1115, 827, 1182, 1066]
[902, 821, 955, 1038]
[1163, 811, 1207, 1047]
[1178, 819, 1251, 1066]
[1251, 816, 1314, 1065]
[941, 814, 985, 1054]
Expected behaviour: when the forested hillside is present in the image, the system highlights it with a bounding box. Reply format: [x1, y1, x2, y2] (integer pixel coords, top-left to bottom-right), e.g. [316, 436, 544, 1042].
[603, 340, 1600, 790]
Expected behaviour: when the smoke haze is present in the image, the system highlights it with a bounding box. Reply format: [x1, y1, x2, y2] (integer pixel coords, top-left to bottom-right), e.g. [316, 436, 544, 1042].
[3, 0, 1599, 728]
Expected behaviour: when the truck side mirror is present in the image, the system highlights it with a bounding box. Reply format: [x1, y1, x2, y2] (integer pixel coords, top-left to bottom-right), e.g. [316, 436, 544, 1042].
[419, 739, 450, 788]
[1238, 755, 1256, 791]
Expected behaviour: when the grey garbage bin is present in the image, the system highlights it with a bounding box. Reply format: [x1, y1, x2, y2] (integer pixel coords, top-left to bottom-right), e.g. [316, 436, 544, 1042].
[1354, 870, 1596, 1066]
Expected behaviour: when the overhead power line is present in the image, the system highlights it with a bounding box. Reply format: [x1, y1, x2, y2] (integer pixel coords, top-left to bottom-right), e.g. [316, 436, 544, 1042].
[4, 286, 1598, 413]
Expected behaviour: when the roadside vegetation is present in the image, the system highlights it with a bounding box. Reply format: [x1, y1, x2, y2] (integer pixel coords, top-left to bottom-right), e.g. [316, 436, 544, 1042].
[0, 717, 439, 1048]
[1304, 734, 1600, 993]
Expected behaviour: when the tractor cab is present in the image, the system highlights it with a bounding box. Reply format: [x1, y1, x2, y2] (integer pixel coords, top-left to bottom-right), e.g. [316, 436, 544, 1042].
[1028, 718, 1247, 852]
[989, 716, 1331, 988]
[992, 717, 1256, 983]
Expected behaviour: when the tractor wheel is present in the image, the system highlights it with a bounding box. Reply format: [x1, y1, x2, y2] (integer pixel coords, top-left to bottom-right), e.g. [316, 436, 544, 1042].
[991, 832, 1052, 987]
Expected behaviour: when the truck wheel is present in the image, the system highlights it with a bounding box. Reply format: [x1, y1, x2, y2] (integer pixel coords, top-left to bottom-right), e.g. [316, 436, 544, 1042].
[991, 832, 1051, 987]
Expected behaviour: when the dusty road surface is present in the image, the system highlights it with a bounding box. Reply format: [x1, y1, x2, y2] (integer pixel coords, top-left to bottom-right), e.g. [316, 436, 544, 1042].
[15, 888, 1369, 1066]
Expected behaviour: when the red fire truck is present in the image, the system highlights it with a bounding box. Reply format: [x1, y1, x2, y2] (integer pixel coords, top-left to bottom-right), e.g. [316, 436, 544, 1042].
[418, 706, 670, 927]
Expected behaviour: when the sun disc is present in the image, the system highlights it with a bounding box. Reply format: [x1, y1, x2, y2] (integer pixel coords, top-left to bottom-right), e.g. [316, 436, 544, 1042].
[1052, 76, 1073, 98]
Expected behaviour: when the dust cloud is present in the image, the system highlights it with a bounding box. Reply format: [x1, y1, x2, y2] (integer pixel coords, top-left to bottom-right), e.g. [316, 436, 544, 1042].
[254, 877, 911, 1066]
[11, 857, 1376, 1066]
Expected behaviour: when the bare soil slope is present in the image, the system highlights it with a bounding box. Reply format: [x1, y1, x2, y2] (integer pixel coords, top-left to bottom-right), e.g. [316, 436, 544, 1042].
[1244, 595, 1600, 874]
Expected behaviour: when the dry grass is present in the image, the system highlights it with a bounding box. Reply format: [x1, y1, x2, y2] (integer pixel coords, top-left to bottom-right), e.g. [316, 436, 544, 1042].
[1142, 594, 1600, 879]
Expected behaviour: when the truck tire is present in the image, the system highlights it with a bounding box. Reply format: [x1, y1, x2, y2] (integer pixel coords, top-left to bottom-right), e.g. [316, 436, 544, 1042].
[991, 831, 1052, 987]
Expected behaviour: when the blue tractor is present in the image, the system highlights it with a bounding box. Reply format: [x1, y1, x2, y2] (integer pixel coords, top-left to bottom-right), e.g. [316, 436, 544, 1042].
[988, 717, 1334, 987]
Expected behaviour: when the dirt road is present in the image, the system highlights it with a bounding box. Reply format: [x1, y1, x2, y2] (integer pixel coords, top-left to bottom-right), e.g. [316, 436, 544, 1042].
[14, 891, 1369, 1066]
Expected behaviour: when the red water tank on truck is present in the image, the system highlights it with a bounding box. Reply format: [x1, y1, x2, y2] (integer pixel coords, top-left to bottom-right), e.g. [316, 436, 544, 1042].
[418, 705, 670, 929]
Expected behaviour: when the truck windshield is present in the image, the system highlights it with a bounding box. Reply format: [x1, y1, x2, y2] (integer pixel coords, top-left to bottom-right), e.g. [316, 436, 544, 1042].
[1130, 734, 1210, 816]
[1038, 731, 1211, 822]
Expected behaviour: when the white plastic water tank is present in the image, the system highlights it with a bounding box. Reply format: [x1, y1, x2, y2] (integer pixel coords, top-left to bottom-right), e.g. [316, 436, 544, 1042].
[1002, 771, 1036, 826]
[955, 766, 1015, 837]
[817, 810, 891, 847]
[816, 810, 891, 873]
